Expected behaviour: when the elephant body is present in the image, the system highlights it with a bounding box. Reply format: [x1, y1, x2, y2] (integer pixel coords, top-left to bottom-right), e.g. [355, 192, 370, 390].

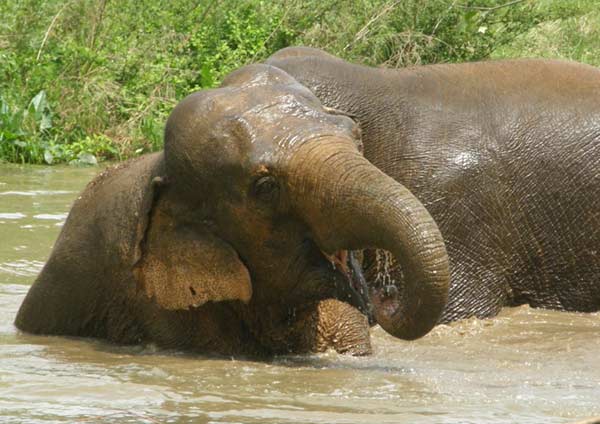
[268, 47, 600, 322]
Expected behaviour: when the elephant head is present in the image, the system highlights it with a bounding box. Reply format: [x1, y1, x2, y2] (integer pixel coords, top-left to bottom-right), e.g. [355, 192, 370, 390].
[134, 64, 450, 342]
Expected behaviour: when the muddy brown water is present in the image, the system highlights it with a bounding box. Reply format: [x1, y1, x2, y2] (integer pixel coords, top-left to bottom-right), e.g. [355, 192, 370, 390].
[0, 163, 599, 424]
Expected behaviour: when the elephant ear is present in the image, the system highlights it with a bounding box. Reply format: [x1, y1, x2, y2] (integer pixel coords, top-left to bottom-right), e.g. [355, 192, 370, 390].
[133, 180, 252, 310]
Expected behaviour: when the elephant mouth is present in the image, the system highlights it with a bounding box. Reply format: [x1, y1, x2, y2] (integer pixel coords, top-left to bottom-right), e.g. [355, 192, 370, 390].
[323, 248, 410, 328]
[323, 249, 374, 323]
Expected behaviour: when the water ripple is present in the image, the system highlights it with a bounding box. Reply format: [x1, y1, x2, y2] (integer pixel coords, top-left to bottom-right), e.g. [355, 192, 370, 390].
[0, 284, 29, 295]
[33, 213, 68, 221]
[0, 190, 74, 196]
[0, 213, 26, 220]
[0, 260, 45, 277]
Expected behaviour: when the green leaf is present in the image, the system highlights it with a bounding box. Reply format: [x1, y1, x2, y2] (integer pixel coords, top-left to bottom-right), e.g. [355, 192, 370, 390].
[29, 90, 48, 114]
[26, 90, 53, 131]
[40, 113, 52, 131]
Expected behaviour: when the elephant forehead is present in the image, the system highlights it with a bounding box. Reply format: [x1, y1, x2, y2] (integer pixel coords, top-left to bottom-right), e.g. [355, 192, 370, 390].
[242, 94, 323, 123]
[216, 83, 320, 113]
[238, 100, 357, 149]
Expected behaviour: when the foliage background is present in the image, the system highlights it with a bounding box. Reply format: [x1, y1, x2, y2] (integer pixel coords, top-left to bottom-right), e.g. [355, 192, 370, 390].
[1, 0, 598, 164]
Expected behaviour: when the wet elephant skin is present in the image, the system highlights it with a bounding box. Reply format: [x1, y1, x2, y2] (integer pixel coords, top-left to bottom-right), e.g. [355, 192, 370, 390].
[267, 47, 600, 323]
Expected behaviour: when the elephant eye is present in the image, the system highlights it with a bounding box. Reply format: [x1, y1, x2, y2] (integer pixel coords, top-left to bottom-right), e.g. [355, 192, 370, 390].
[252, 175, 280, 203]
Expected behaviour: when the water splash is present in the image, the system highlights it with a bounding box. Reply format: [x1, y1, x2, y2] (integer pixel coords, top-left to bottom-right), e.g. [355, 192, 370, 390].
[373, 249, 396, 288]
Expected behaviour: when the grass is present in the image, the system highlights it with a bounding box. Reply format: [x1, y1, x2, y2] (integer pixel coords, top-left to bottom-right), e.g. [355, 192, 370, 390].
[492, 1, 600, 64]
[0, 0, 598, 164]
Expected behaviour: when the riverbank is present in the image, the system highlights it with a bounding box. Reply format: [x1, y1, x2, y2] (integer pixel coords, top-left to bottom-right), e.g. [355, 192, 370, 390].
[1, 0, 598, 164]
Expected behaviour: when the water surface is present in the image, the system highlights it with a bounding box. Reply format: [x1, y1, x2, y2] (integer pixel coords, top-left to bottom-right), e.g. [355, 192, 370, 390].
[1, 163, 599, 423]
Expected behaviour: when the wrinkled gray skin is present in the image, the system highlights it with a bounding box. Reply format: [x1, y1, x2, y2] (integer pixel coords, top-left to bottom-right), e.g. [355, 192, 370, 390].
[15, 64, 450, 356]
[267, 47, 600, 323]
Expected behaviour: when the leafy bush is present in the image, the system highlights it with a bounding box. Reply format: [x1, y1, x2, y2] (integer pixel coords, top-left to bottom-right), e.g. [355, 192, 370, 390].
[0, 90, 121, 164]
[0, 0, 597, 164]
[0, 91, 52, 163]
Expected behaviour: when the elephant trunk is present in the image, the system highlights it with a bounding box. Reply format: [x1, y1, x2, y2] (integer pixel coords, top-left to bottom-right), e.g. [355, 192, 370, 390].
[288, 138, 450, 340]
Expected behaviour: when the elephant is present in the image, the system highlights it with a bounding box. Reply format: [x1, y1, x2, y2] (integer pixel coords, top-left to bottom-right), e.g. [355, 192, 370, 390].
[14, 64, 451, 356]
[266, 47, 600, 323]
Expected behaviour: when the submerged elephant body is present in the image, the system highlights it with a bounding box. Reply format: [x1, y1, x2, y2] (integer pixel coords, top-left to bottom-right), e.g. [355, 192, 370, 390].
[15, 64, 450, 355]
[268, 47, 600, 322]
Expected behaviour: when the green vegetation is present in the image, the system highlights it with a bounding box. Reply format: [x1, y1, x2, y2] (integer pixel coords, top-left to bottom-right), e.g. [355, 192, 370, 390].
[1, 0, 598, 164]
